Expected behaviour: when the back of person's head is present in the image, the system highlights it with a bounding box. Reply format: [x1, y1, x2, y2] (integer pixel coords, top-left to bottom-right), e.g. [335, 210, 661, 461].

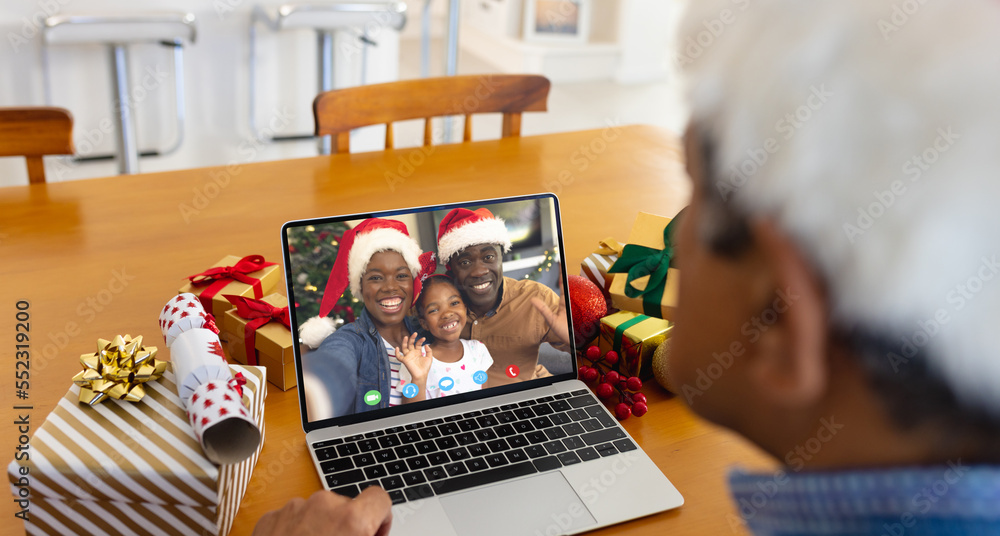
[680, 0, 1000, 442]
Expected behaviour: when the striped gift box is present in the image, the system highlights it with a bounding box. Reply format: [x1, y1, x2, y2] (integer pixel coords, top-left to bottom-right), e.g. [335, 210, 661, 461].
[8, 365, 266, 536]
[579, 238, 623, 299]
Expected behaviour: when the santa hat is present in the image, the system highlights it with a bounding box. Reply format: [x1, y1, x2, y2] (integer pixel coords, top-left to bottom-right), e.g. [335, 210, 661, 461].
[299, 218, 424, 349]
[436, 208, 513, 264]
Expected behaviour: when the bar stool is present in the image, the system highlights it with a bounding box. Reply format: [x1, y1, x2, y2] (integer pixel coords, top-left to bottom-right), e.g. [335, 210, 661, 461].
[249, 2, 407, 154]
[42, 12, 197, 175]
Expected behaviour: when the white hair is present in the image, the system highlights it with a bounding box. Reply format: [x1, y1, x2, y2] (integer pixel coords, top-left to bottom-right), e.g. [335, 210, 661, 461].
[681, 0, 1000, 416]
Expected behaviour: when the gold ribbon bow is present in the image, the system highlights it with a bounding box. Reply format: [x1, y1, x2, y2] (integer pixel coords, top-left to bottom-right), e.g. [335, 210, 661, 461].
[72, 335, 167, 406]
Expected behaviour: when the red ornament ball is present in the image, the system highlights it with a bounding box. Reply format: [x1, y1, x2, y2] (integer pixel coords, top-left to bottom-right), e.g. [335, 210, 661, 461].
[626, 376, 642, 392]
[632, 401, 648, 417]
[596, 383, 615, 399]
[604, 351, 619, 365]
[568, 275, 608, 346]
[585, 345, 602, 362]
[615, 403, 632, 420]
[604, 370, 621, 385]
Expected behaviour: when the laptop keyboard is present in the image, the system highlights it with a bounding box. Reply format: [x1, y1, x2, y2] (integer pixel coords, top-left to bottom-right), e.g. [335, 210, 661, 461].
[311, 389, 637, 505]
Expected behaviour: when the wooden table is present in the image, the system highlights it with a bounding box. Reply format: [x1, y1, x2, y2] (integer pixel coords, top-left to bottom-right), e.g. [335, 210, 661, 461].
[0, 125, 777, 536]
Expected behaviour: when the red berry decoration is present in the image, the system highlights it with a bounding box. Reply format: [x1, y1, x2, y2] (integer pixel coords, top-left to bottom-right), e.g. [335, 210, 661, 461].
[596, 383, 615, 399]
[568, 275, 608, 347]
[583, 368, 600, 383]
[626, 376, 642, 392]
[604, 351, 619, 365]
[633, 392, 647, 404]
[632, 401, 648, 417]
[604, 370, 620, 385]
[615, 402, 632, 420]
[585, 345, 602, 361]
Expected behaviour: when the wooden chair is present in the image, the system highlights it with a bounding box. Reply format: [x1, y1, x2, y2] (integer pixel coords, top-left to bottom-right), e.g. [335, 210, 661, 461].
[313, 74, 550, 154]
[0, 107, 74, 184]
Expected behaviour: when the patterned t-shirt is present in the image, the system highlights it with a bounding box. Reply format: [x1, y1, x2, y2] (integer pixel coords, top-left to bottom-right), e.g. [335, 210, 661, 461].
[381, 338, 404, 407]
[399, 339, 494, 400]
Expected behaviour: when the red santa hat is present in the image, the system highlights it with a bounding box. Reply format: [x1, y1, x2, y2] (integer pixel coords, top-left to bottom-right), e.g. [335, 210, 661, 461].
[436, 208, 512, 264]
[299, 218, 425, 349]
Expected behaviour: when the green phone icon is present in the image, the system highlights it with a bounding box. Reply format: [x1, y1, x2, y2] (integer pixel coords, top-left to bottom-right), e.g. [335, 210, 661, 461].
[364, 390, 382, 406]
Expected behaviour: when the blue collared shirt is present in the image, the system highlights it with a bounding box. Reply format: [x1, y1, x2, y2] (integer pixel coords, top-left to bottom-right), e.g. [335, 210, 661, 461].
[728, 463, 1000, 535]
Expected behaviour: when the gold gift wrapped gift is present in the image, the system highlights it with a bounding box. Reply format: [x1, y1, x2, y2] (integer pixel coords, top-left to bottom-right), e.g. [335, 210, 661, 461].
[599, 311, 673, 380]
[608, 212, 680, 321]
[180, 254, 281, 321]
[222, 293, 296, 391]
[7, 365, 267, 536]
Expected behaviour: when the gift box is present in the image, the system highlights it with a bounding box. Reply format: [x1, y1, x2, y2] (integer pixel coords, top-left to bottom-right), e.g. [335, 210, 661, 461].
[179, 255, 280, 321]
[8, 364, 266, 536]
[608, 212, 680, 321]
[579, 237, 622, 300]
[599, 311, 672, 380]
[222, 294, 296, 391]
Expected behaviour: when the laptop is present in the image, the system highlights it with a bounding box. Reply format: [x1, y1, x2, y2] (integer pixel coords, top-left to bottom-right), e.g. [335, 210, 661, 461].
[281, 193, 683, 535]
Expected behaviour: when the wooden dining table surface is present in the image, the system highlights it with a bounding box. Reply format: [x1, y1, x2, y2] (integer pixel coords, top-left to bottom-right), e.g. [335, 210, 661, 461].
[0, 125, 778, 536]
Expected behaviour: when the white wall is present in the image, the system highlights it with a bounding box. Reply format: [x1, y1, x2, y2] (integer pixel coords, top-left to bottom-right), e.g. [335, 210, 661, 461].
[0, 0, 407, 186]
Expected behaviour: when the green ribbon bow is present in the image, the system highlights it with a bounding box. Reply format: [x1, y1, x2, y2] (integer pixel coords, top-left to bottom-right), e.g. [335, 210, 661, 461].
[607, 216, 680, 318]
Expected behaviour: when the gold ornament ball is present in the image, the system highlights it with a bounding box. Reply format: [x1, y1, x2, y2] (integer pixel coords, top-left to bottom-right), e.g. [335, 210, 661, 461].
[652, 338, 675, 393]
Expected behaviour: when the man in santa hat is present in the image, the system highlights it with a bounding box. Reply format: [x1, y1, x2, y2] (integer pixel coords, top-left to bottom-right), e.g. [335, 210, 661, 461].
[256, 0, 1000, 532]
[435, 207, 572, 386]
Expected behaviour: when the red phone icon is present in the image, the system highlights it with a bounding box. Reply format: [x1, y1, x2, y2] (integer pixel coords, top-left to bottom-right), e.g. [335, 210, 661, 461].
[506, 365, 519, 378]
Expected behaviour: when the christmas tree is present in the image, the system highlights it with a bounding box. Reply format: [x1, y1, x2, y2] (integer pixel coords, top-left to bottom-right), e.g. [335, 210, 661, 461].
[287, 222, 363, 323]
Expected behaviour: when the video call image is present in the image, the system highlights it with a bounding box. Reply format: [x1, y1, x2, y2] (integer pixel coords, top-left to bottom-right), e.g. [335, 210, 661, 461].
[284, 197, 574, 423]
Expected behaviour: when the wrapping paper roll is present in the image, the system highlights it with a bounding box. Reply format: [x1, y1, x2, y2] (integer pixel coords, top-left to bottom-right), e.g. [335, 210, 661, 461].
[159, 294, 262, 465]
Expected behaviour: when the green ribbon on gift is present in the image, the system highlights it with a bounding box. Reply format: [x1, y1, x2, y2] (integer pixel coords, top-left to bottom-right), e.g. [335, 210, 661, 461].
[613, 315, 647, 353]
[608, 216, 680, 318]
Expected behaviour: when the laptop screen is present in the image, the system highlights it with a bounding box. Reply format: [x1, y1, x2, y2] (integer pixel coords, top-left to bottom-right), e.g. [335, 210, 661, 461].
[282, 194, 577, 430]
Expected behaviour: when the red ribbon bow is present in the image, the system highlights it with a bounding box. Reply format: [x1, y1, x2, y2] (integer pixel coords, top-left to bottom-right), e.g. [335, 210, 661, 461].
[224, 294, 290, 366]
[186, 255, 276, 312]
[229, 372, 248, 398]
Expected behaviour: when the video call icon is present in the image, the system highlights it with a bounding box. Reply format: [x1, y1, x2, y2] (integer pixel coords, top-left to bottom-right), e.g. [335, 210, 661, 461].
[364, 390, 382, 406]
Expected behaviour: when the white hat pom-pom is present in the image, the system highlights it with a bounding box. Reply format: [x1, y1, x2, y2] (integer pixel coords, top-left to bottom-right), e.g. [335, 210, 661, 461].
[299, 316, 337, 349]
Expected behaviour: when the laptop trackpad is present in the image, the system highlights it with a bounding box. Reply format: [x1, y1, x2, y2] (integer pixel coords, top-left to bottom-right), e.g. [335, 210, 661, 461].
[439, 471, 597, 536]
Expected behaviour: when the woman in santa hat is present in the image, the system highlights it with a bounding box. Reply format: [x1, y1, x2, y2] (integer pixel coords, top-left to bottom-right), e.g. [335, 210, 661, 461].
[299, 218, 434, 420]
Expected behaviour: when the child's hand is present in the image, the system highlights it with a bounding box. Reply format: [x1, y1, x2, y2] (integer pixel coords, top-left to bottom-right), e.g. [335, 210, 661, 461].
[395, 333, 433, 384]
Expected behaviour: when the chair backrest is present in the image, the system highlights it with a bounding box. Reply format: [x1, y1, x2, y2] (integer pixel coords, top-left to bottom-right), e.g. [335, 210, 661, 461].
[313, 75, 551, 154]
[0, 107, 74, 184]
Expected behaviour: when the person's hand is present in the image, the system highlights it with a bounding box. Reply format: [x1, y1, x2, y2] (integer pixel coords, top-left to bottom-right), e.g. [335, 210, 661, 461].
[531, 271, 571, 347]
[396, 333, 433, 384]
[253, 487, 392, 536]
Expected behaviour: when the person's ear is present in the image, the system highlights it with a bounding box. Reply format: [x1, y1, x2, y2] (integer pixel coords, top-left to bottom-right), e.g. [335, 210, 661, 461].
[744, 218, 829, 408]
[418, 315, 428, 331]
